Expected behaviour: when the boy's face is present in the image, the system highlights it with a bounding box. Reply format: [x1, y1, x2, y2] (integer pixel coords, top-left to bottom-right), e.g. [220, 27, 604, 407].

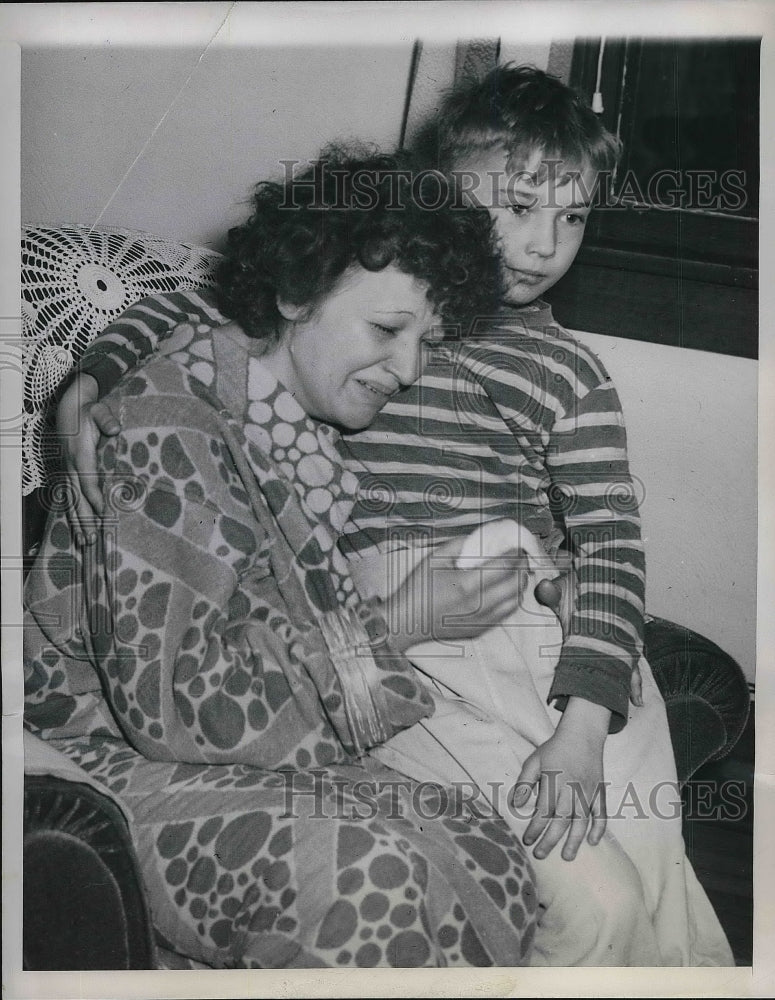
[452, 148, 597, 306]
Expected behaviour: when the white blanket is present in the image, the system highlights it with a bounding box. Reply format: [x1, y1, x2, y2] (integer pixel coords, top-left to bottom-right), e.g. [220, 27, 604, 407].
[351, 521, 734, 967]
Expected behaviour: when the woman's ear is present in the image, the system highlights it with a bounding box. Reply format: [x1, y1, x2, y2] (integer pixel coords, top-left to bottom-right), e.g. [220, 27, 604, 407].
[276, 297, 307, 322]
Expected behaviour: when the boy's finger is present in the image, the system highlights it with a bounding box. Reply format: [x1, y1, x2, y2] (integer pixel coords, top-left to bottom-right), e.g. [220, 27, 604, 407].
[514, 753, 541, 806]
[629, 664, 644, 706]
[75, 512, 99, 546]
[91, 401, 121, 436]
[62, 468, 100, 543]
[534, 577, 562, 612]
[587, 784, 607, 845]
[588, 812, 607, 846]
[561, 814, 589, 861]
[516, 753, 541, 788]
[532, 811, 571, 860]
[511, 779, 533, 806]
[523, 772, 552, 846]
[66, 507, 84, 549]
[68, 468, 104, 526]
[534, 575, 571, 636]
[80, 477, 105, 520]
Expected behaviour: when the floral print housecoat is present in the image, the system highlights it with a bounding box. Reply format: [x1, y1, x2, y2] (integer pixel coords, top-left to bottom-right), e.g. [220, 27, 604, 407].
[24, 318, 537, 968]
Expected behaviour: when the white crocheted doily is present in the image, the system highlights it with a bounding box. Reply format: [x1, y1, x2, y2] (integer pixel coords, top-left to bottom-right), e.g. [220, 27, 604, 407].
[22, 225, 222, 495]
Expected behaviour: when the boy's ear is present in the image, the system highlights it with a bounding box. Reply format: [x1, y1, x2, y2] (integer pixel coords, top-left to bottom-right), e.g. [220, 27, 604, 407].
[276, 297, 307, 322]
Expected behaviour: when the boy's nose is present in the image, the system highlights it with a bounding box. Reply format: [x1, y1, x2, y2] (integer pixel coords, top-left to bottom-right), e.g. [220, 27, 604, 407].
[525, 216, 557, 258]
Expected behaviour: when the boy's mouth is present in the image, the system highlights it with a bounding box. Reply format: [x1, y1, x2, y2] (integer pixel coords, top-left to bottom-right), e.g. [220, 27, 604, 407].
[507, 267, 547, 284]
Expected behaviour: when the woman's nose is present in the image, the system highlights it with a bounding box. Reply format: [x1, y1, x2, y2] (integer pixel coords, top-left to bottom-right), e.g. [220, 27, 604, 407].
[388, 334, 423, 386]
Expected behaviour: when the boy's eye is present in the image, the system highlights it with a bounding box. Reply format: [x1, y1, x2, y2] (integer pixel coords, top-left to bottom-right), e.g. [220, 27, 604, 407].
[507, 202, 532, 217]
[564, 212, 589, 226]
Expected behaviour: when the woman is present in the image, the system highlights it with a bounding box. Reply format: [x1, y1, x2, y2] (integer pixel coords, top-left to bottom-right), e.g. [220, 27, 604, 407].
[24, 149, 539, 969]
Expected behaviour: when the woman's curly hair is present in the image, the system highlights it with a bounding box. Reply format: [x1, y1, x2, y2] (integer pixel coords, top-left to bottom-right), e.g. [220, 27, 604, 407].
[216, 144, 503, 345]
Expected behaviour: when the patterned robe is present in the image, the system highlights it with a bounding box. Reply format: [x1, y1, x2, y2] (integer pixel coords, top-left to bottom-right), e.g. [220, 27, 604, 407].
[24, 318, 537, 968]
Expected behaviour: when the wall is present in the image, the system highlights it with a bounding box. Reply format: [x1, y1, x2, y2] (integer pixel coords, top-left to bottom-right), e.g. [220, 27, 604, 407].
[576, 332, 757, 681]
[21, 43, 414, 247]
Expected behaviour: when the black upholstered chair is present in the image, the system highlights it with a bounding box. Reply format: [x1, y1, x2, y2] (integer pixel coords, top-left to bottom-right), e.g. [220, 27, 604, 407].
[24, 776, 156, 970]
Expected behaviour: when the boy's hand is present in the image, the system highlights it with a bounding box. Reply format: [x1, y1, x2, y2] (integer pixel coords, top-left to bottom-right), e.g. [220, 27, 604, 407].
[513, 697, 610, 862]
[56, 374, 121, 544]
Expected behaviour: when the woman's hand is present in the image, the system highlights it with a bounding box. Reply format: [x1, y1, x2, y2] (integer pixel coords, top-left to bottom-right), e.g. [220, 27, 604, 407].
[513, 697, 610, 862]
[386, 535, 530, 654]
[56, 373, 121, 544]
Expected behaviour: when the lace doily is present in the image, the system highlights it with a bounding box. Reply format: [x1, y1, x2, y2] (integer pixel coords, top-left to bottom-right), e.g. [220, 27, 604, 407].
[22, 225, 222, 494]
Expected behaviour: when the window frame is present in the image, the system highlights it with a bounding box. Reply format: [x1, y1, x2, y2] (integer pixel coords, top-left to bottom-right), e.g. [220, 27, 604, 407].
[543, 36, 759, 360]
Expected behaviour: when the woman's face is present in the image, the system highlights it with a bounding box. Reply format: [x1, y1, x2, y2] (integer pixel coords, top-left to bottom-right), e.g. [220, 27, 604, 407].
[270, 265, 442, 429]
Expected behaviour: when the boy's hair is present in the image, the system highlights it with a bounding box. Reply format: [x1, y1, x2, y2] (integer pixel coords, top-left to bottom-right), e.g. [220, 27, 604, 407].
[412, 63, 622, 177]
[217, 144, 502, 344]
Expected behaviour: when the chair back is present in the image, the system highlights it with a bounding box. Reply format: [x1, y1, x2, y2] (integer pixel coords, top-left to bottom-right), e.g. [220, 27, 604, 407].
[22, 225, 221, 496]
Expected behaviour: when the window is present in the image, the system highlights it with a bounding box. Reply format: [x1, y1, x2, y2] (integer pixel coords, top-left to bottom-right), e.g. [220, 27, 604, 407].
[544, 37, 759, 359]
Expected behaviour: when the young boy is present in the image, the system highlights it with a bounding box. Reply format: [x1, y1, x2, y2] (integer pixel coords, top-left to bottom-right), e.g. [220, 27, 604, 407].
[334, 66, 730, 965]
[54, 66, 732, 965]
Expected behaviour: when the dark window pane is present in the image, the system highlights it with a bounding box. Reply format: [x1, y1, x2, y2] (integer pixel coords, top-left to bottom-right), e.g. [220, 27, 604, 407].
[616, 39, 759, 217]
[551, 36, 760, 356]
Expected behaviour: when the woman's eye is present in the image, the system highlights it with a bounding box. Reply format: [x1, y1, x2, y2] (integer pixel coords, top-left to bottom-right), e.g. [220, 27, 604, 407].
[507, 202, 531, 217]
[371, 322, 397, 336]
[564, 212, 588, 226]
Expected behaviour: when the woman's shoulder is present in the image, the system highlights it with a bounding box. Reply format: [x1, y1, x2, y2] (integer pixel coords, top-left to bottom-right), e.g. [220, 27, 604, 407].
[106, 320, 233, 425]
[138, 317, 251, 386]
